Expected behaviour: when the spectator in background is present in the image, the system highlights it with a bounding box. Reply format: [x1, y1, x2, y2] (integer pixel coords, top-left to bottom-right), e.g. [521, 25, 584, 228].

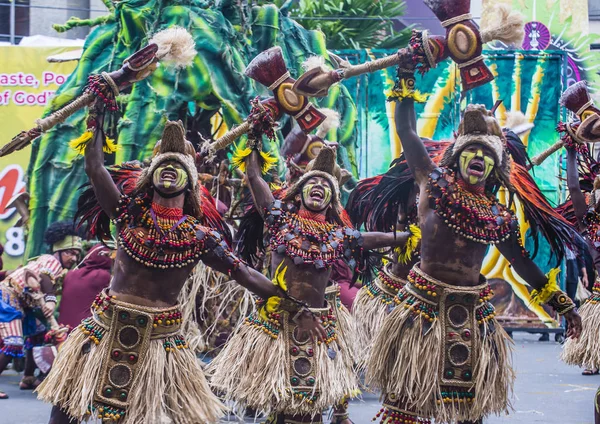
[58, 243, 114, 328]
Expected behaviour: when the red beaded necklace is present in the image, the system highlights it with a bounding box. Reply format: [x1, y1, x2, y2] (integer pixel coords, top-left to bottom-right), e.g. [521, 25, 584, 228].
[427, 168, 515, 245]
[151, 202, 183, 219]
[585, 210, 600, 252]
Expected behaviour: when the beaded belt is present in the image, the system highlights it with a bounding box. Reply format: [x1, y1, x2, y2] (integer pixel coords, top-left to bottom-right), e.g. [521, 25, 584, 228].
[81, 290, 186, 419]
[377, 264, 408, 297]
[402, 264, 494, 393]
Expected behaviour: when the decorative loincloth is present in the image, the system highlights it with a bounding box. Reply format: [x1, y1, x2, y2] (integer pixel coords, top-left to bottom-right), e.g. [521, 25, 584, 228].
[208, 293, 358, 422]
[562, 278, 600, 369]
[37, 289, 224, 424]
[352, 264, 406, 369]
[367, 263, 514, 423]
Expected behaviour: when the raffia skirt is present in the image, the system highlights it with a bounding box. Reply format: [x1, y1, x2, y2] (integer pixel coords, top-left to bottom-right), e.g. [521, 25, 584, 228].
[208, 284, 359, 419]
[366, 264, 514, 423]
[37, 289, 225, 424]
[562, 279, 600, 368]
[352, 264, 406, 370]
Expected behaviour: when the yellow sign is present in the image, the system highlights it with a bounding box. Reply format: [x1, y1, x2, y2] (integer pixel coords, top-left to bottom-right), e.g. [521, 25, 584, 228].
[0, 46, 78, 270]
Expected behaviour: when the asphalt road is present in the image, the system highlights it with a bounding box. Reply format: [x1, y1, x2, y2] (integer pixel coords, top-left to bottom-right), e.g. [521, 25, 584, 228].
[0, 333, 596, 423]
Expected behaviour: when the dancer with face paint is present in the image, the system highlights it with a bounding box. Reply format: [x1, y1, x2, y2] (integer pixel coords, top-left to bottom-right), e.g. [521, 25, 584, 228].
[365, 63, 582, 423]
[553, 81, 600, 424]
[36, 104, 298, 424]
[210, 144, 413, 424]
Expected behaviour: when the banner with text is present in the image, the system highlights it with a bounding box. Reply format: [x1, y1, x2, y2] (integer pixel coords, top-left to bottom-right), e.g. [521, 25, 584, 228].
[0, 46, 77, 269]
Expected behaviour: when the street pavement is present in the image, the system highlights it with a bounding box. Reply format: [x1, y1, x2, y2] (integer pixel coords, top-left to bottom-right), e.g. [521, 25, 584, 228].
[0, 333, 596, 423]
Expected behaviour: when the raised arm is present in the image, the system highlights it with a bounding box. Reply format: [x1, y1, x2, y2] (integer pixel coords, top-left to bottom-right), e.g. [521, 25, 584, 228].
[361, 230, 410, 251]
[497, 232, 581, 338]
[394, 98, 435, 185]
[566, 147, 587, 230]
[84, 105, 121, 219]
[245, 149, 275, 215]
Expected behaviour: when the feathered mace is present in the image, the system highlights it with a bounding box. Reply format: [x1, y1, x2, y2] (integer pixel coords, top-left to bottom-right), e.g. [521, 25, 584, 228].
[0, 26, 197, 157]
[293, 0, 524, 97]
[530, 81, 600, 167]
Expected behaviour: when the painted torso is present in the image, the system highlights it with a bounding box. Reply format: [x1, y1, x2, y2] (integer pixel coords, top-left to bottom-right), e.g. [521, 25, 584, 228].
[265, 200, 362, 307]
[110, 194, 230, 306]
[418, 167, 518, 286]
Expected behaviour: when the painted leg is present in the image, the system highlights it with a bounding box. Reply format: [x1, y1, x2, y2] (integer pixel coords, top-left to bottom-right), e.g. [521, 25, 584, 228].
[332, 397, 353, 424]
[20, 348, 39, 389]
[48, 405, 79, 424]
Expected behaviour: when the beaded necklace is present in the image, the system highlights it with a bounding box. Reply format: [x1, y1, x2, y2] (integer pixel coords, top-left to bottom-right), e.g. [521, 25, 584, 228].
[427, 168, 515, 245]
[265, 200, 362, 270]
[585, 209, 600, 252]
[113, 195, 209, 269]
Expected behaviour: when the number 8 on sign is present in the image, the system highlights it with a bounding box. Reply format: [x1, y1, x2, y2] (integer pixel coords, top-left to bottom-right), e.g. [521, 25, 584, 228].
[5, 227, 24, 257]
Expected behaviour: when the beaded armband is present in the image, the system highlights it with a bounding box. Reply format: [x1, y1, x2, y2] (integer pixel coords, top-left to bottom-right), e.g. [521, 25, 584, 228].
[44, 294, 57, 304]
[386, 64, 428, 103]
[530, 268, 576, 316]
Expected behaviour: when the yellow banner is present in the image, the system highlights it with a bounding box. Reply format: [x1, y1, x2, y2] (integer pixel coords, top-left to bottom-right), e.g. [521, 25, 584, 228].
[0, 46, 78, 269]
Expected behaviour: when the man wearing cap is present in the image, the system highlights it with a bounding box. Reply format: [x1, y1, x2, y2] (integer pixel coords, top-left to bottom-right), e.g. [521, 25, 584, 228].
[0, 221, 81, 393]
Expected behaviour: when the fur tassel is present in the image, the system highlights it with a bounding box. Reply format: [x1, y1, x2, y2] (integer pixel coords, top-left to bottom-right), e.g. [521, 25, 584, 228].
[69, 131, 117, 155]
[530, 268, 561, 305]
[386, 79, 429, 103]
[150, 26, 197, 69]
[315, 108, 341, 140]
[504, 111, 527, 130]
[594, 175, 600, 190]
[302, 55, 329, 72]
[481, 4, 525, 47]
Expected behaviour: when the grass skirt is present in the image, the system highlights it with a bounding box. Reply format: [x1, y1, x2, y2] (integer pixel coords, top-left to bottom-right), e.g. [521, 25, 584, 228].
[367, 264, 514, 423]
[561, 279, 600, 368]
[178, 262, 254, 355]
[208, 295, 358, 418]
[352, 264, 406, 369]
[37, 289, 225, 424]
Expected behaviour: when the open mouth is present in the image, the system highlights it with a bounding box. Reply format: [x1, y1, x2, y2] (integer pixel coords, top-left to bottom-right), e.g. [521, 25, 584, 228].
[160, 169, 177, 181]
[310, 187, 325, 201]
[468, 161, 484, 176]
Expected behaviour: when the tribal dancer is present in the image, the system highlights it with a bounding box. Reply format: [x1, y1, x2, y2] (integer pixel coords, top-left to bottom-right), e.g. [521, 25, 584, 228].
[0, 221, 81, 392]
[348, 142, 447, 367]
[555, 82, 600, 423]
[210, 145, 412, 424]
[37, 106, 305, 424]
[367, 73, 582, 423]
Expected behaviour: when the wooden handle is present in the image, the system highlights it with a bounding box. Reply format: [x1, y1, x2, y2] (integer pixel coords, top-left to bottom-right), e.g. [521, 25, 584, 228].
[343, 53, 400, 78]
[208, 121, 251, 151]
[1, 92, 96, 157]
[530, 140, 565, 167]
